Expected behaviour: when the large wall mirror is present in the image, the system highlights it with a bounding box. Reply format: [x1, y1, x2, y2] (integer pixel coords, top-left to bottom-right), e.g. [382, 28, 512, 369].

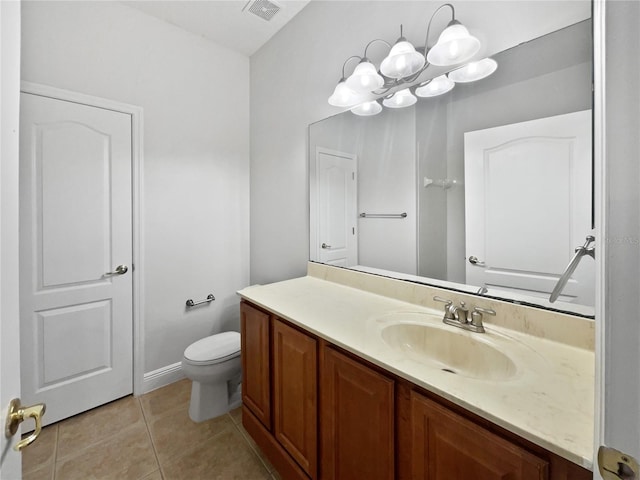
[309, 17, 594, 317]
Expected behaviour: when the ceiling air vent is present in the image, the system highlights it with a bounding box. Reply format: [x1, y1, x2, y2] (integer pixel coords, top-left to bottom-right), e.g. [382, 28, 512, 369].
[244, 0, 282, 22]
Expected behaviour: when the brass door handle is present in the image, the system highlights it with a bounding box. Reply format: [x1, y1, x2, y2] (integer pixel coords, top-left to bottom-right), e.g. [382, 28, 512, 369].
[598, 446, 639, 479]
[4, 398, 46, 451]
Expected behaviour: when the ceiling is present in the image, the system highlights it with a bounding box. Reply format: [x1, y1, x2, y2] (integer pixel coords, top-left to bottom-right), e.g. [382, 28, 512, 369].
[122, 0, 311, 57]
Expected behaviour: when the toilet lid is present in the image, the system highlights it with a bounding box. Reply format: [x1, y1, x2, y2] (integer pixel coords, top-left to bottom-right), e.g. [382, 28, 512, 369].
[184, 331, 241, 364]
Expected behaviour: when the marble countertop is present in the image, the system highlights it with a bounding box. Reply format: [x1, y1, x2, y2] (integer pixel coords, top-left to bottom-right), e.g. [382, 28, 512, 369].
[237, 272, 594, 470]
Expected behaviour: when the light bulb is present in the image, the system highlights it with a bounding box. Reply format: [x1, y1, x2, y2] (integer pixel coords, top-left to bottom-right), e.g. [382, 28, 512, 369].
[351, 100, 382, 116]
[448, 58, 497, 83]
[380, 40, 425, 79]
[448, 41, 459, 59]
[382, 88, 417, 109]
[426, 21, 480, 66]
[346, 60, 384, 93]
[415, 75, 455, 98]
[328, 79, 362, 107]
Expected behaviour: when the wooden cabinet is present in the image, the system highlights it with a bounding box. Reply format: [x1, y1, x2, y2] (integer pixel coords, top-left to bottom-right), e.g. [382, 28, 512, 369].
[240, 300, 591, 480]
[273, 319, 317, 478]
[240, 301, 271, 429]
[408, 391, 548, 480]
[320, 345, 395, 480]
[240, 302, 316, 479]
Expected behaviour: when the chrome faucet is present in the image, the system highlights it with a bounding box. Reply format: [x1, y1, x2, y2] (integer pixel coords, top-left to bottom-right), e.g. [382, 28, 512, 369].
[433, 296, 495, 333]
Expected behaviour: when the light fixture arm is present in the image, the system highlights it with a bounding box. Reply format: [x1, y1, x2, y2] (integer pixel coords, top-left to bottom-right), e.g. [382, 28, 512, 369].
[372, 79, 401, 96]
[423, 3, 456, 56]
[363, 38, 392, 60]
[329, 2, 495, 116]
[341, 55, 363, 79]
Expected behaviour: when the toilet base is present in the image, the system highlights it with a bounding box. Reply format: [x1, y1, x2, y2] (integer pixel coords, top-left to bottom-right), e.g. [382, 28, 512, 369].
[188, 378, 242, 423]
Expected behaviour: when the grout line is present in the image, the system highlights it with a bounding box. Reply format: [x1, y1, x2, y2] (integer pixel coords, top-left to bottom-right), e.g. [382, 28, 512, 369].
[138, 397, 163, 478]
[54, 396, 142, 463]
[52, 424, 59, 480]
[228, 415, 274, 475]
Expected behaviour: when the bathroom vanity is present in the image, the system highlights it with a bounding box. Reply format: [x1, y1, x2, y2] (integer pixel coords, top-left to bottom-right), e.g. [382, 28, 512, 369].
[238, 263, 594, 480]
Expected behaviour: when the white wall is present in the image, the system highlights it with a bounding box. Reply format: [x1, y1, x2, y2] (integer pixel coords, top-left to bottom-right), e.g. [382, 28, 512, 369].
[309, 108, 417, 274]
[250, 0, 591, 285]
[357, 108, 416, 274]
[21, 1, 250, 378]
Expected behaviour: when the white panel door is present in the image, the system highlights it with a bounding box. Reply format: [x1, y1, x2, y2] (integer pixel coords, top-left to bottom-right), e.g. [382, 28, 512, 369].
[464, 110, 593, 305]
[19, 93, 133, 425]
[316, 148, 358, 267]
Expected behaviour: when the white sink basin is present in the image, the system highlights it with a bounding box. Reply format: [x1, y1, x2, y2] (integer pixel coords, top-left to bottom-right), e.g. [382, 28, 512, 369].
[379, 314, 518, 381]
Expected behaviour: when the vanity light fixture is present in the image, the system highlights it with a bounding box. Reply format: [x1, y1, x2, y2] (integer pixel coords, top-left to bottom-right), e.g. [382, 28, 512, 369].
[380, 26, 426, 79]
[346, 58, 385, 93]
[351, 100, 383, 116]
[447, 57, 498, 83]
[382, 88, 417, 108]
[425, 9, 481, 66]
[328, 55, 366, 107]
[328, 78, 359, 107]
[330, 3, 497, 116]
[415, 74, 455, 97]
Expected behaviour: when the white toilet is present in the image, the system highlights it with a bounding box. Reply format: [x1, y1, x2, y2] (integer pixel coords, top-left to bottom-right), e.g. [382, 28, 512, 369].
[181, 331, 242, 422]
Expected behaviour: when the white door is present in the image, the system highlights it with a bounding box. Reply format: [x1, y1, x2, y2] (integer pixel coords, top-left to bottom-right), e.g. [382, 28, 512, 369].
[464, 110, 593, 305]
[1, 0, 23, 475]
[19, 92, 133, 426]
[315, 148, 358, 267]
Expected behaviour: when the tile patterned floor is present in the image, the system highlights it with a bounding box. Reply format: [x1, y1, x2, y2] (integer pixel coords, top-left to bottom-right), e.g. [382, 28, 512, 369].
[21, 379, 280, 480]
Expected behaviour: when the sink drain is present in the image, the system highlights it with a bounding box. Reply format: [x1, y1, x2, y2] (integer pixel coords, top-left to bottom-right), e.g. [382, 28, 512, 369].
[441, 368, 457, 374]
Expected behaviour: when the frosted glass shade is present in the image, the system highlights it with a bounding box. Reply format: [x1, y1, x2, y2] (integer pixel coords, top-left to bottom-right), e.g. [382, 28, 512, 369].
[382, 88, 417, 109]
[346, 60, 384, 93]
[380, 40, 426, 79]
[415, 75, 455, 97]
[448, 58, 498, 83]
[351, 100, 383, 116]
[426, 23, 480, 66]
[328, 79, 362, 107]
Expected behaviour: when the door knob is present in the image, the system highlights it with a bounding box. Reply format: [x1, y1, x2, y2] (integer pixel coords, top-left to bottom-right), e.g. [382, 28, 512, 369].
[468, 256, 486, 267]
[321, 243, 332, 249]
[4, 398, 46, 451]
[105, 264, 128, 276]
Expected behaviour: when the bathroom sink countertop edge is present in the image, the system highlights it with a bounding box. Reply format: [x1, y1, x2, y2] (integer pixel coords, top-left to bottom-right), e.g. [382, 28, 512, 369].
[237, 273, 595, 470]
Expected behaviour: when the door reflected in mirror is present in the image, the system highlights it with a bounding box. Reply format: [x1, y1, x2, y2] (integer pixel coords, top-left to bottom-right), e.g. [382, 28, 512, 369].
[309, 20, 594, 317]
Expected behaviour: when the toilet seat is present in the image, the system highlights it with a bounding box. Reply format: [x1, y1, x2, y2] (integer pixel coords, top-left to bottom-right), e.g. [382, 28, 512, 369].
[183, 331, 240, 366]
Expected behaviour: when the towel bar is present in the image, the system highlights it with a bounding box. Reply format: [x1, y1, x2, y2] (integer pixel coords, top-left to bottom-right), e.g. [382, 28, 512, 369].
[186, 294, 215, 307]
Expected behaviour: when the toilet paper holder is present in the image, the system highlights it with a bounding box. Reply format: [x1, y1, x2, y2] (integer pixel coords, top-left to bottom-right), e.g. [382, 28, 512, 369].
[186, 294, 215, 307]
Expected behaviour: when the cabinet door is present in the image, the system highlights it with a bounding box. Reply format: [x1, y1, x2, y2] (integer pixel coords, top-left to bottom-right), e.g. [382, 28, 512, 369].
[273, 319, 318, 478]
[240, 302, 271, 429]
[410, 391, 548, 480]
[321, 346, 394, 480]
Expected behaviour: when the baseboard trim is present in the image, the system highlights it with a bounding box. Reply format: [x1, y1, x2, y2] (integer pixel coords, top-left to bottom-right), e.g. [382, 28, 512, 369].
[142, 362, 186, 394]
